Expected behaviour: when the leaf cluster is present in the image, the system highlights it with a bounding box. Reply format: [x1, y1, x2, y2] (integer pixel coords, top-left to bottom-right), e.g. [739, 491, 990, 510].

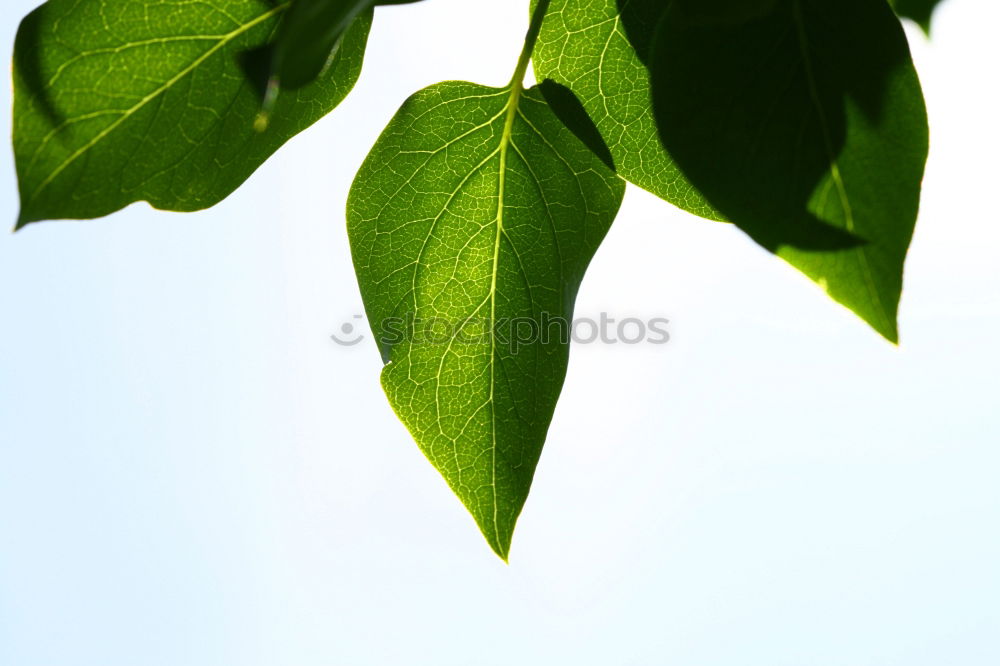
[10, 0, 936, 558]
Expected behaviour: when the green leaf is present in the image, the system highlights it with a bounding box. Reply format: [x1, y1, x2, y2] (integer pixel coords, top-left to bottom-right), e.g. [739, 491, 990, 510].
[889, 0, 945, 35]
[535, 0, 928, 341]
[531, 0, 722, 221]
[649, 0, 928, 341]
[13, 0, 371, 228]
[347, 78, 624, 559]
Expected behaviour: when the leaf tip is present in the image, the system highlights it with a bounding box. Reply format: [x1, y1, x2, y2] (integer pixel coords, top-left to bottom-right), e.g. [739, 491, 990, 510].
[862, 311, 900, 346]
[13, 211, 34, 232]
[868, 300, 901, 346]
[479, 517, 514, 563]
[490, 540, 512, 564]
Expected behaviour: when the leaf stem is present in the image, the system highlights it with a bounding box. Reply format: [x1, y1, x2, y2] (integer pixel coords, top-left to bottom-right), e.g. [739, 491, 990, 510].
[508, 0, 551, 90]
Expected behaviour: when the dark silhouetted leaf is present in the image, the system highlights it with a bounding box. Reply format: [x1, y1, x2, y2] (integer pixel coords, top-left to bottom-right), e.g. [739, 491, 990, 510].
[535, 0, 928, 341]
[244, 0, 423, 106]
[890, 0, 946, 35]
[650, 0, 928, 341]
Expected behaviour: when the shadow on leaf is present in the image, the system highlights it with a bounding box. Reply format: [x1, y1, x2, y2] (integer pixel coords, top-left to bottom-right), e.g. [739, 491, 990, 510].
[14, 4, 64, 129]
[537, 80, 615, 172]
[619, 0, 909, 253]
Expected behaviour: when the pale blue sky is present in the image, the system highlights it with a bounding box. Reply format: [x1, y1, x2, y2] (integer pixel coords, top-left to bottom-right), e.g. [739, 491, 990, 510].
[1, 1, 998, 664]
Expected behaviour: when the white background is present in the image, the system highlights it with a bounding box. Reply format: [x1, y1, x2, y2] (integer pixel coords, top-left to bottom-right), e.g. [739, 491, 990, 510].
[1, 1, 998, 664]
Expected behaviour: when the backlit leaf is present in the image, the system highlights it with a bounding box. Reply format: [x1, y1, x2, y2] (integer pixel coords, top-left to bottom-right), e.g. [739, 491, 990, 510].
[13, 0, 371, 227]
[347, 79, 624, 559]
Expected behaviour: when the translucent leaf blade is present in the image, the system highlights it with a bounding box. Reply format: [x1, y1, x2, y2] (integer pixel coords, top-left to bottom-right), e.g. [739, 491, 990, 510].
[347, 81, 624, 558]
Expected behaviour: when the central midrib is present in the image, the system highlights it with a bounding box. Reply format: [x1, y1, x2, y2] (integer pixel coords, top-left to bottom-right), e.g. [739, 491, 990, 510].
[479, 0, 550, 559]
[486, 79, 524, 557]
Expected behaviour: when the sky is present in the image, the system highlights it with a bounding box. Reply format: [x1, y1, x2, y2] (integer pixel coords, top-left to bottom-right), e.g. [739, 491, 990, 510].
[1, 1, 998, 664]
